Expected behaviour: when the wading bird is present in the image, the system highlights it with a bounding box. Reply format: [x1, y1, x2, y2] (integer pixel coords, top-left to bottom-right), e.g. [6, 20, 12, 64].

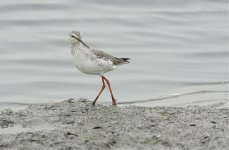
[69, 31, 129, 105]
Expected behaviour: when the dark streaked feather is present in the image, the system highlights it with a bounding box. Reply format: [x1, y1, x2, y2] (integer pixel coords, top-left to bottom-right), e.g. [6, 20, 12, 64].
[91, 49, 130, 65]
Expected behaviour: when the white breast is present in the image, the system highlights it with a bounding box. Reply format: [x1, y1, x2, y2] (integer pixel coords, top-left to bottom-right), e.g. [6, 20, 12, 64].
[72, 48, 116, 75]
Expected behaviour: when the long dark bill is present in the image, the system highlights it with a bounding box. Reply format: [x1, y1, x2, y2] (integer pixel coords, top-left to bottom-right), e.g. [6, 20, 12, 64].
[78, 38, 90, 49]
[71, 34, 90, 49]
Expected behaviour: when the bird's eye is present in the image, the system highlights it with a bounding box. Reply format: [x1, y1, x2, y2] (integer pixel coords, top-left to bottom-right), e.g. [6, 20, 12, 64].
[71, 35, 74, 38]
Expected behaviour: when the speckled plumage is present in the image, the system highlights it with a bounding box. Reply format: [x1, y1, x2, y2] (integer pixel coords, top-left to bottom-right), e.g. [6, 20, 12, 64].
[91, 49, 129, 65]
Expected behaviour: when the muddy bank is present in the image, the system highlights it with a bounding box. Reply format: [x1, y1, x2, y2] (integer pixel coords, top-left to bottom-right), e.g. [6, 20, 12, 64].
[0, 98, 228, 150]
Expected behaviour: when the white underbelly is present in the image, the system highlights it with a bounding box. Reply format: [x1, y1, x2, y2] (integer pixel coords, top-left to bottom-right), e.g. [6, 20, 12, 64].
[72, 53, 116, 75]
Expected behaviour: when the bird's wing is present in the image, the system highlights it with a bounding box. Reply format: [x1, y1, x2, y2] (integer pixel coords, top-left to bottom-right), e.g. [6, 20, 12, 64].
[91, 49, 129, 65]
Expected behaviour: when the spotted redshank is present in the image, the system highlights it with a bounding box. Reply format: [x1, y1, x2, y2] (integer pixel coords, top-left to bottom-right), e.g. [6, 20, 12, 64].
[69, 31, 130, 106]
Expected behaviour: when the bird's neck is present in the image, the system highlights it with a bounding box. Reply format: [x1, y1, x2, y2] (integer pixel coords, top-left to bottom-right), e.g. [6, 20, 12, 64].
[71, 42, 82, 55]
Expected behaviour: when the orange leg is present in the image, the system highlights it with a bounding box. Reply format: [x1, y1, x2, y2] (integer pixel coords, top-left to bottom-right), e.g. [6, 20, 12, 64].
[102, 76, 117, 105]
[92, 76, 105, 106]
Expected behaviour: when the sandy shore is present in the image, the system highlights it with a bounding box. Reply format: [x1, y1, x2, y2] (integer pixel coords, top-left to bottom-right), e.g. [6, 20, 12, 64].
[0, 98, 228, 150]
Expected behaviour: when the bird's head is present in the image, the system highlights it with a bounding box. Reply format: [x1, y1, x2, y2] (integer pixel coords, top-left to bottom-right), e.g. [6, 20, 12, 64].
[69, 31, 90, 49]
[69, 31, 82, 43]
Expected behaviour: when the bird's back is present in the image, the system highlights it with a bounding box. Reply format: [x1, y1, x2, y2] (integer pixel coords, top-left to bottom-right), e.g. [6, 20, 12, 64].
[91, 49, 130, 65]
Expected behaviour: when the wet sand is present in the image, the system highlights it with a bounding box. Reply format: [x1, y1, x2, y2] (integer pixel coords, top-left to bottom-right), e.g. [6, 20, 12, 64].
[0, 98, 228, 150]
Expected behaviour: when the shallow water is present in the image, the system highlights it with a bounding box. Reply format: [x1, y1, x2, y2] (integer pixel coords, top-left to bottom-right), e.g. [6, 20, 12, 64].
[0, 0, 228, 106]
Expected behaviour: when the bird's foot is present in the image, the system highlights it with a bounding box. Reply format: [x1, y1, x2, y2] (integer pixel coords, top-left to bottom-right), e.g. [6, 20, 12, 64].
[92, 100, 96, 106]
[112, 99, 117, 105]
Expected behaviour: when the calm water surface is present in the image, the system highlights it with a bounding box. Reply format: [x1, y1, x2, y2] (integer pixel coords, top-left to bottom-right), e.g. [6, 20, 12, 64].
[0, 0, 228, 105]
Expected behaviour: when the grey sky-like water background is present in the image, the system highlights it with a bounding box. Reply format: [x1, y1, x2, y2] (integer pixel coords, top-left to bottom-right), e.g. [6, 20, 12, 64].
[0, 0, 228, 107]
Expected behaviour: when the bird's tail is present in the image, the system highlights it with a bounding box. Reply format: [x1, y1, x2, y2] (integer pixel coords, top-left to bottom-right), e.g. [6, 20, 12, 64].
[121, 58, 130, 64]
